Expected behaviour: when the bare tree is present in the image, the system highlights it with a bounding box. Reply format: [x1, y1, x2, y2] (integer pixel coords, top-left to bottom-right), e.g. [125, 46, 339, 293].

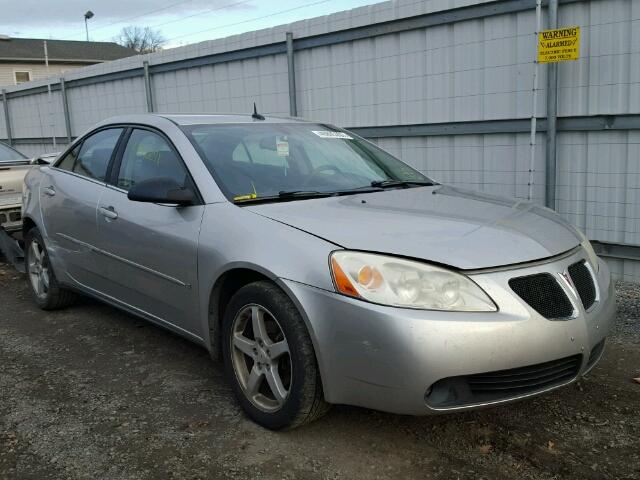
[115, 26, 165, 54]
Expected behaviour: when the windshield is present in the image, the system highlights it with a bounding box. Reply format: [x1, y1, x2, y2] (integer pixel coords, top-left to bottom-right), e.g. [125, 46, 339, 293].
[182, 123, 433, 202]
[0, 142, 28, 163]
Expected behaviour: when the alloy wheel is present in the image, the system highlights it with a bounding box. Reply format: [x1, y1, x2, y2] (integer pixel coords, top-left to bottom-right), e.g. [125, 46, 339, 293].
[230, 304, 292, 412]
[28, 239, 50, 300]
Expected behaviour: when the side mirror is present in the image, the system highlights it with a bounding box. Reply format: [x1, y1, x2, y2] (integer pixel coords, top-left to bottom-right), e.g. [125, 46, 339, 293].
[127, 178, 196, 206]
[31, 153, 60, 165]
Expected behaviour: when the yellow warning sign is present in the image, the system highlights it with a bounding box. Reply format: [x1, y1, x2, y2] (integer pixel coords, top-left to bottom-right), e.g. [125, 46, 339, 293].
[538, 26, 580, 63]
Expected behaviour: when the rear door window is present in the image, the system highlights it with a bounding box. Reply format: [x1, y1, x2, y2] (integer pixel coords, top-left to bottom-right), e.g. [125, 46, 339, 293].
[69, 128, 123, 181]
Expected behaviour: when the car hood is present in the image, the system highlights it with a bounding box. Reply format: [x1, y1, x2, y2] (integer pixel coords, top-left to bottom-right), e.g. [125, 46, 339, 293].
[245, 185, 582, 270]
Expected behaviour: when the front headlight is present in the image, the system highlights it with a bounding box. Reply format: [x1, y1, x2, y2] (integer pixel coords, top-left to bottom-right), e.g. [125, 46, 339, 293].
[330, 251, 496, 312]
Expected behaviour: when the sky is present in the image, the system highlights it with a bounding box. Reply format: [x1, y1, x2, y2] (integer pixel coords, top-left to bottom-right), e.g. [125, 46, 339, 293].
[0, 0, 382, 48]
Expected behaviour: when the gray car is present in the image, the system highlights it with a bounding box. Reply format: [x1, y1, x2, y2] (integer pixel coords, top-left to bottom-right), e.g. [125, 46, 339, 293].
[22, 114, 615, 430]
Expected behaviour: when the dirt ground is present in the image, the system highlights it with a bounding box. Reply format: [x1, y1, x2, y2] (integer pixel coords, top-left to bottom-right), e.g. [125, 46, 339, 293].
[1, 259, 639, 480]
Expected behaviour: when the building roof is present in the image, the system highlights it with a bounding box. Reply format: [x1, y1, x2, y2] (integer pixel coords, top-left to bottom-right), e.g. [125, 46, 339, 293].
[0, 37, 137, 64]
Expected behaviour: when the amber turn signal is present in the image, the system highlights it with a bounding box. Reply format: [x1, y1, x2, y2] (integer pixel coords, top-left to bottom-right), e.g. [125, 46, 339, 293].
[331, 257, 360, 298]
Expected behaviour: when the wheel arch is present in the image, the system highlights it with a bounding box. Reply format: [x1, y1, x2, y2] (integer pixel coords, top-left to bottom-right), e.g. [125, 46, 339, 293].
[22, 215, 37, 238]
[206, 265, 322, 368]
[208, 267, 266, 359]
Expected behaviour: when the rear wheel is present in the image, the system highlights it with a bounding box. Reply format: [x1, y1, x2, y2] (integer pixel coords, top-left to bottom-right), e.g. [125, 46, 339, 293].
[222, 281, 329, 430]
[25, 228, 76, 310]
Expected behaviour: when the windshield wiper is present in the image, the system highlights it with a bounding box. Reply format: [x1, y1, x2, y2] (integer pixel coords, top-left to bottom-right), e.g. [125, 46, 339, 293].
[370, 179, 436, 188]
[233, 190, 334, 205]
[277, 190, 335, 198]
[280, 187, 387, 198]
[235, 183, 425, 205]
[333, 186, 384, 195]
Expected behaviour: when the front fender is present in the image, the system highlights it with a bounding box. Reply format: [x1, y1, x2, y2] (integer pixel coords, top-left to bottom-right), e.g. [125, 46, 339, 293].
[196, 202, 339, 354]
[21, 167, 46, 235]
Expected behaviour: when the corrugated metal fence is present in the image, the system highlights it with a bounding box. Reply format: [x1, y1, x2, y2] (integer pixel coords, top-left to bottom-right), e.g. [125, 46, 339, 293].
[1, 0, 639, 280]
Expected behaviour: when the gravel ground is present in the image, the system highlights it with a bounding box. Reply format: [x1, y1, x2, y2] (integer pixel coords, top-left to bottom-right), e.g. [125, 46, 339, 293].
[611, 281, 640, 343]
[1, 259, 639, 480]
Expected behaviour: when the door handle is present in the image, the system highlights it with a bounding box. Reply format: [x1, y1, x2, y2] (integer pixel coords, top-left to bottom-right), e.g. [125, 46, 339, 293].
[99, 206, 118, 220]
[43, 186, 56, 197]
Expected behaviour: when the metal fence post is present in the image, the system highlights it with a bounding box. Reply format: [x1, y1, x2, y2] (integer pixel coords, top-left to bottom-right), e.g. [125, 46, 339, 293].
[1, 89, 12, 146]
[528, 0, 543, 202]
[286, 32, 298, 117]
[143, 61, 154, 113]
[60, 78, 72, 143]
[545, 0, 559, 210]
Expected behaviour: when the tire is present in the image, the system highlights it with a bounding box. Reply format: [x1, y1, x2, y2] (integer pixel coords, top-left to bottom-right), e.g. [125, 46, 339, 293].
[222, 281, 329, 430]
[24, 228, 77, 310]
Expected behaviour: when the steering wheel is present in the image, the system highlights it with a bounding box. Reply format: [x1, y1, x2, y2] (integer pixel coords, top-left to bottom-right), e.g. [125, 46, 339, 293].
[217, 164, 258, 197]
[301, 164, 343, 187]
[312, 165, 342, 175]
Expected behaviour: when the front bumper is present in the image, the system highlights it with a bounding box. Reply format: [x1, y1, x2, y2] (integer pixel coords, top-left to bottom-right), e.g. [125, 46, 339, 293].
[0, 195, 22, 232]
[0, 207, 22, 232]
[283, 249, 615, 415]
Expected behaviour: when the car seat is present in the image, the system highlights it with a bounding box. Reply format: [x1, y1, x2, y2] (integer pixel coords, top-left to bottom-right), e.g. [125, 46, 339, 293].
[200, 134, 255, 195]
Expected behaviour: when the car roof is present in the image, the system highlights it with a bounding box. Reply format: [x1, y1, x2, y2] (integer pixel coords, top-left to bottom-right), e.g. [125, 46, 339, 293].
[95, 113, 315, 128]
[159, 113, 313, 125]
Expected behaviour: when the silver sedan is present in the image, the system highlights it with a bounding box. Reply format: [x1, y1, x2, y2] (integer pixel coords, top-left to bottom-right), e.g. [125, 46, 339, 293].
[22, 114, 615, 430]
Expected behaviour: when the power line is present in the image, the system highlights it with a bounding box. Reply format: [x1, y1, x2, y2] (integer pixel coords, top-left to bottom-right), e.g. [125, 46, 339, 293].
[165, 0, 334, 43]
[64, 0, 200, 40]
[90, 0, 255, 42]
[144, 0, 254, 32]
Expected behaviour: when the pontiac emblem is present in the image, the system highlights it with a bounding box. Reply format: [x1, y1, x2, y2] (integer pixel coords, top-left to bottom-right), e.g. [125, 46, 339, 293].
[559, 270, 578, 298]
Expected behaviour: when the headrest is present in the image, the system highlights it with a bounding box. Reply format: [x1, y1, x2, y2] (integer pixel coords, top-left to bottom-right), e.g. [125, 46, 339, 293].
[200, 134, 241, 164]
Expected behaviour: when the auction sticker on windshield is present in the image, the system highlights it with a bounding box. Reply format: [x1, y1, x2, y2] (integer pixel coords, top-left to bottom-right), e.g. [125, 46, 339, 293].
[276, 136, 290, 156]
[312, 131, 353, 140]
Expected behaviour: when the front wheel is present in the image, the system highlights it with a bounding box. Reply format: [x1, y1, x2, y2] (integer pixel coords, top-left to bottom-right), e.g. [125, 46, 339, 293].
[222, 281, 329, 430]
[24, 228, 76, 310]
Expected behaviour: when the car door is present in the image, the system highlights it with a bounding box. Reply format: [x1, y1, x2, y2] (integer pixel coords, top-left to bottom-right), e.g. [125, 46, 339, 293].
[39, 128, 124, 287]
[94, 127, 204, 337]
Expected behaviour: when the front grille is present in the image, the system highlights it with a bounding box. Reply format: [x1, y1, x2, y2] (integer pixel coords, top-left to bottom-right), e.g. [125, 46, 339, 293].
[0, 213, 6, 224]
[8, 211, 21, 222]
[426, 354, 582, 408]
[466, 355, 581, 395]
[568, 261, 596, 310]
[509, 273, 574, 319]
